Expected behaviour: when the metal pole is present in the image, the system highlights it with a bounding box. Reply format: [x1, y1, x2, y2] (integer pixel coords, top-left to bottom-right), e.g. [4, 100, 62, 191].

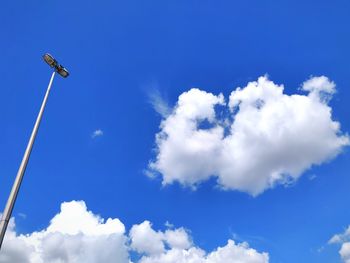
[0, 72, 56, 249]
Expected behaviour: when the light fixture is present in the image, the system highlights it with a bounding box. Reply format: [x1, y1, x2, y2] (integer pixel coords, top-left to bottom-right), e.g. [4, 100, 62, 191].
[43, 53, 70, 78]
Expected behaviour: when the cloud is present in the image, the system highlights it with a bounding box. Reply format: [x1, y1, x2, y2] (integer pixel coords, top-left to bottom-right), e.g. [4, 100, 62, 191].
[130, 221, 165, 255]
[17, 213, 27, 219]
[136, 239, 268, 263]
[0, 201, 129, 263]
[301, 76, 336, 98]
[148, 89, 171, 118]
[340, 244, 350, 263]
[0, 201, 269, 263]
[129, 221, 192, 254]
[329, 226, 350, 262]
[0, 218, 33, 263]
[148, 76, 349, 195]
[130, 221, 268, 263]
[91, 129, 103, 138]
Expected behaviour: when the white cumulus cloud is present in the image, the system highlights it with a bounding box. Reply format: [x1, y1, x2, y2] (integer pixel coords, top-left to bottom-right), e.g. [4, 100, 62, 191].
[301, 75, 336, 97]
[0, 201, 268, 263]
[130, 221, 268, 263]
[149, 76, 349, 195]
[329, 226, 350, 263]
[0, 201, 129, 263]
[130, 221, 166, 255]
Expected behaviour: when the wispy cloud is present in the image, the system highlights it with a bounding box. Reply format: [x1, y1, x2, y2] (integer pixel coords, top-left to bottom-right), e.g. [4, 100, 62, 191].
[17, 213, 27, 219]
[148, 89, 171, 118]
[308, 174, 317, 181]
[91, 129, 103, 139]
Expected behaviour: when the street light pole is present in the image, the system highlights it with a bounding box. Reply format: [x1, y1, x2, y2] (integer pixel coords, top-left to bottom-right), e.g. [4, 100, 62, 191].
[0, 54, 69, 250]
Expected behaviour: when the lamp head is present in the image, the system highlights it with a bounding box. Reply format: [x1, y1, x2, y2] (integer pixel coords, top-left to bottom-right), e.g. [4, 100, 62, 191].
[43, 53, 57, 68]
[43, 53, 70, 78]
[56, 65, 69, 78]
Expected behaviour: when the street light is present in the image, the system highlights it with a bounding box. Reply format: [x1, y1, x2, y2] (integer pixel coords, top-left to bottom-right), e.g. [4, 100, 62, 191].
[43, 53, 69, 78]
[0, 53, 69, 250]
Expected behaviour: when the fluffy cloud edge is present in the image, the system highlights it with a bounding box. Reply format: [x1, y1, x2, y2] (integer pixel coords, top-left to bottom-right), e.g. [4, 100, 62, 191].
[329, 226, 350, 263]
[148, 76, 349, 196]
[0, 200, 269, 263]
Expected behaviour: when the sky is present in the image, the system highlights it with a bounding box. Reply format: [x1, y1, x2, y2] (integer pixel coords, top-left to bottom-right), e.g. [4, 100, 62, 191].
[0, 0, 350, 262]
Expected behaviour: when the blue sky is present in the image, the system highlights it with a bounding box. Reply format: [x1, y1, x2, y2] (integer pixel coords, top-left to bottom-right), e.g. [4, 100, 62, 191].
[1, 0, 350, 262]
